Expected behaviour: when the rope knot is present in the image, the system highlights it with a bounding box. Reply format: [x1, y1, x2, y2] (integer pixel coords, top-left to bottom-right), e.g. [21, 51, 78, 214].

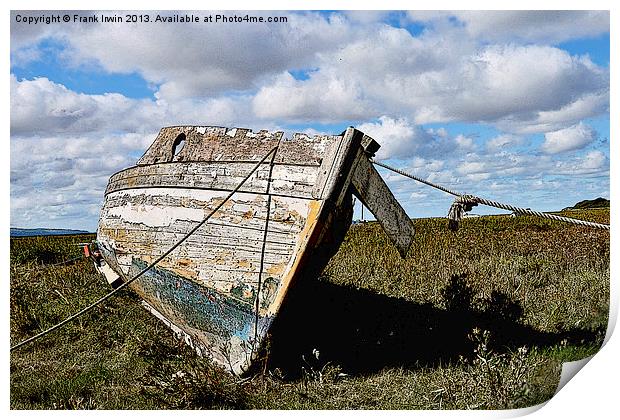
[447, 195, 478, 231]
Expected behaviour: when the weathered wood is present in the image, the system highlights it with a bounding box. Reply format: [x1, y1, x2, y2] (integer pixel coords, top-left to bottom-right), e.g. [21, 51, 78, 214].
[106, 161, 320, 198]
[313, 128, 363, 202]
[96, 125, 415, 375]
[98, 188, 311, 308]
[137, 126, 341, 166]
[350, 156, 415, 257]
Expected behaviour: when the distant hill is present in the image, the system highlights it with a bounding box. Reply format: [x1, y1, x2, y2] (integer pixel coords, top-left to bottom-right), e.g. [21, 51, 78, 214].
[563, 197, 610, 211]
[10, 228, 91, 237]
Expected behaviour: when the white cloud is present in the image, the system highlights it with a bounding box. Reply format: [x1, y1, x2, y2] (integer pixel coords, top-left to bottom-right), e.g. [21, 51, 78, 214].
[510, 91, 609, 134]
[407, 11, 609, 44]
[465, 172, 491, 182]
[542, 122, 597, 154]
[356, 116, 430, 160]
[248, 31, 608, 131]
[11, 11, 609, 134]
[252, 71, 373, 122]
[457, 161, 487, 175]
[439, 44, 607, 126]
[26, 11, 359, 100]
[428, 127, 448, 138]
[454, 134, 475, 151]
[529, 179, 562, 190]
[10, 75, 266, 137]
[10, 75, 166, 136]
[486, 134, 525, 152]
[409, 191, 428, 200]
[406, 157, 444, 172]
[9, 11, 610, 227]
[10, 132, 158, 230]
[356, 117, 482, 160]
[552, 150, 608, 176]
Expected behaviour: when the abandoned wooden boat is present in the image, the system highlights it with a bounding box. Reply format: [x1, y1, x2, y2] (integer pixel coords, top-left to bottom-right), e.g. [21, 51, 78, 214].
[94, 126, 415, 374]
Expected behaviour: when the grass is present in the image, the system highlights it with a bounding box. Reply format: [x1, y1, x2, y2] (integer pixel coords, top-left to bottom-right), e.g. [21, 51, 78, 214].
[10, 208, 609, 409]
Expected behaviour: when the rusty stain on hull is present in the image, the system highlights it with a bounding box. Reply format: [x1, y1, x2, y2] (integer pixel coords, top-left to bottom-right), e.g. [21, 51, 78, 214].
[96, 125, 415, 375]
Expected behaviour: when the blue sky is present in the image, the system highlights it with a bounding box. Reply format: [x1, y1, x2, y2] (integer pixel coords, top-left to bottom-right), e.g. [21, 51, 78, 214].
[10, 10, 610, 230]
[11, 41, 156, 99]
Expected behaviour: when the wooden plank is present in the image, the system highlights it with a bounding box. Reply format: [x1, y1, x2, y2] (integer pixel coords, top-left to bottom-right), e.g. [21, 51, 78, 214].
[313, 128, 362, 202]
[98, 227, 296, 253]
[97, 184, 317, 312]
[136, 126, 342, 166]
[101, 189, 310, 233]
[106, 161, 320, 198]
[350, 155, 415, 257]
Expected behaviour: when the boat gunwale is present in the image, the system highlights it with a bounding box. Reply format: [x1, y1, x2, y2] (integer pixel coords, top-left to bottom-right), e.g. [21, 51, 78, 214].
[106, 159, 326, 184]
[103, 184, 316, 200]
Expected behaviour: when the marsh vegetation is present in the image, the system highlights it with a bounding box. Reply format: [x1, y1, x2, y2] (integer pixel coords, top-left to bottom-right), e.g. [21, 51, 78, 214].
[10, 208, 609, 409]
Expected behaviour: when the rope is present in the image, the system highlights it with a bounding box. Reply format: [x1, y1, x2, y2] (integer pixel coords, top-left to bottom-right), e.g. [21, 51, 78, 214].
[17, 256, 86, 269]
[451, 195, 609, 230]
[371, 159, 610, 231]
[254, 140, 280, 353]
[50, 256, 85, 267]
[10, 147, 279, 352]
[447, 195, 478, 232]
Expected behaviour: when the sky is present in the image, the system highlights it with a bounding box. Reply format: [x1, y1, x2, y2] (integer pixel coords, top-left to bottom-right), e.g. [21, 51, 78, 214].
[9, 10, 610, 231]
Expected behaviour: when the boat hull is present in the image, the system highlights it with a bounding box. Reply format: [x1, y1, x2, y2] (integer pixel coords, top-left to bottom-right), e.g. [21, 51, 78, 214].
[96, 126, 412, 374]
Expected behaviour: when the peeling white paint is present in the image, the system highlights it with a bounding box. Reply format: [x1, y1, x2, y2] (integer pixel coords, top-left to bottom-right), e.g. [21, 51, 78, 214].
[109, 187, 258, 203]
[232, 203, 252, 213]
[274, 196, 310, 217]
[226, 128, 237, 137]
[272, 180, 295, 190]
[228, 335, 251, 374]
[195, 126, 207, 134]
[117, 255, 133, 273]
[109, 203, 205, 227]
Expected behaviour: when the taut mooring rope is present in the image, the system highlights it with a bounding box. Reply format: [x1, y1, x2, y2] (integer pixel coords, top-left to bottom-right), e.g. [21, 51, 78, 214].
[254, 140, 280, 354]
[371, 159, 610, 231]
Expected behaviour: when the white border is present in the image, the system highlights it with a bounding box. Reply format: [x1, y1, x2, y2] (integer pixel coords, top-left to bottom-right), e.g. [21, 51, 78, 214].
[4, 1, 616, 418]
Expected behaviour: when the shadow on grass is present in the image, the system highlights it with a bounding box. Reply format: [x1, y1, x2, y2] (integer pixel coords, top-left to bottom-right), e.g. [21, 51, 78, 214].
[266, 274, 602, 377]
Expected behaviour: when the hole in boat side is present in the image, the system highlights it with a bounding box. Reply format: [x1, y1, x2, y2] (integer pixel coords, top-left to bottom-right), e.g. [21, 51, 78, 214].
[172, 133, 186, 160]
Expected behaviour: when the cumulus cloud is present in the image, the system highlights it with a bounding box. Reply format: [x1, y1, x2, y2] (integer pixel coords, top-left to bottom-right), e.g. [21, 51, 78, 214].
[552, 150, 608, 175]
[541, 122, 597, 154]
[248, 30, 608, 131]
[357, 117, 482, 160]
[10, 75, 166, 135]
[457, 161, 487, 175]
[407, 11, 609, 44]
[252, 71, 373, 122]
[13, 11, 360, 100]
[10, 132, 158, 230]
[10, 75, 265, 137]
[11, 11, 609, 133]
[428, 44, 607, 127]
[9, 10, 610, 227]
[356, 116, 430, 159]
[486, 134, 525, 152]
[511, 91, 609, 134]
